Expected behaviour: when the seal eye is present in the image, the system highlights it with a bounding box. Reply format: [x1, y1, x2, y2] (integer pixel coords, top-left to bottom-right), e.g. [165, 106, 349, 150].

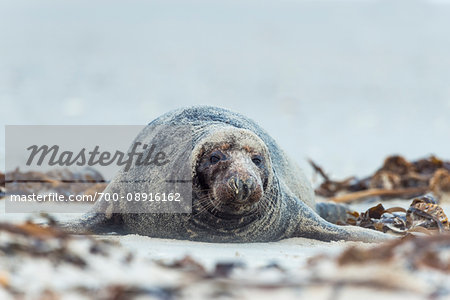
[252, 156, 263, 166]
[210, 154, 221, 164]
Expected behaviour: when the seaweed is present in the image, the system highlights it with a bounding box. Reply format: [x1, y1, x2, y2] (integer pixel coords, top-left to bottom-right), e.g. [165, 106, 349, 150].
[2, 167, 107, 201]
[337, 234, 450, 272]
[310, 155, 450, 203]
[346, 195, 449, 234]
[0, 172, 5, 199]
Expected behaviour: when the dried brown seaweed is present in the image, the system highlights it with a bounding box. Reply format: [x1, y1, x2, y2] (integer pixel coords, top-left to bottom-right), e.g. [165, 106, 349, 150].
[0, 224, 87, 268]
[3, 167, 107, 201]
[210, 262, 245, 278]
[430, 168, 450, 203]
[0, 221, 68, 240]
[159, 255, 207, 275]
[158, 255, 244, 280]
[0, 219, 118, 271]
[406, 195, 449, 232]
[0, 271, 8, 288]
[309, 159, 358, 197]
[347, 195, 449, 234]
[0, 172, 5, 199]
[99, 284, 178, 300]
[330, 187, 427, 203]
[337, 233, 450, 272]
[311, 155, 450, 203]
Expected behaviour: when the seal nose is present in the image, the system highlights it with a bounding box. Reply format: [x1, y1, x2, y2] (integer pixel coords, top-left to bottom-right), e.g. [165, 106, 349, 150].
[228, 176, 254, 202]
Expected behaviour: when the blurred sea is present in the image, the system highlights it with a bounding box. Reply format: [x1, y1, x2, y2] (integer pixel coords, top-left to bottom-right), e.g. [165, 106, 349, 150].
[1, 0, 450, 179]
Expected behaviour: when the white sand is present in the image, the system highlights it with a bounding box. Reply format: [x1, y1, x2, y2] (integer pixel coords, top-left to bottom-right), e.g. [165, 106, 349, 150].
[0, 198, 358, 270]
[1, 197, 450, 299]
[2, 197, 448, 270]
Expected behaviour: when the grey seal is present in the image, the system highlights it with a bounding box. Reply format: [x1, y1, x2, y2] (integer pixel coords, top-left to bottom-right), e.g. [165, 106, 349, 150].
[66, 106, 390, 243]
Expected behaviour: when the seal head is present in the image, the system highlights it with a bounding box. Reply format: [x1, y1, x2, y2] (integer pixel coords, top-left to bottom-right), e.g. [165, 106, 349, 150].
[194, 127, 271, 218]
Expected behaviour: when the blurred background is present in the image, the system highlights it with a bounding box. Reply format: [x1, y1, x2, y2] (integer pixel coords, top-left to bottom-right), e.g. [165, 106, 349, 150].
[1, 0, 449, 180]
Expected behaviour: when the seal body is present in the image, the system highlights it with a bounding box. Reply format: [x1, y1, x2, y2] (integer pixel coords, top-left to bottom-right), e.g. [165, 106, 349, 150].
[68, 106, 390, 243]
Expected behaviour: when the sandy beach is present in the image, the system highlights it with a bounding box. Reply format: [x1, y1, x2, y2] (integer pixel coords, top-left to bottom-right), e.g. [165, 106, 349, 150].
[1, 0, 450, 298]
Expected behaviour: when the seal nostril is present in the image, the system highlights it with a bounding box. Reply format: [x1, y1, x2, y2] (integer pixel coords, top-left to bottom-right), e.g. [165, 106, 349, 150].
[241, 182, 249, 199]
[238, 178, 254, 201]
[227, 177, 239, 195]
[236, 178, 244, 192]
[227, 176, 256, 202]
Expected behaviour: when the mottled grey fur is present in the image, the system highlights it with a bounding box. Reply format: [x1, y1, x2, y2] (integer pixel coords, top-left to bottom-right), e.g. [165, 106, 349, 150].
[65, 106, 390, 243]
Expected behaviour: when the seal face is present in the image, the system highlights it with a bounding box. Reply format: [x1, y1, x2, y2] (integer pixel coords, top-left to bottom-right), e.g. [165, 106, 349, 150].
[195, 134, 268, 217]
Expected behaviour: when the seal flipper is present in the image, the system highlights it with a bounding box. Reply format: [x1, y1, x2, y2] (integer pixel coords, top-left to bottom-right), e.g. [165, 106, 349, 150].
[315, 202, 351, 225]
[291, 201, 393, 243]
[59, 213, 125, 235]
